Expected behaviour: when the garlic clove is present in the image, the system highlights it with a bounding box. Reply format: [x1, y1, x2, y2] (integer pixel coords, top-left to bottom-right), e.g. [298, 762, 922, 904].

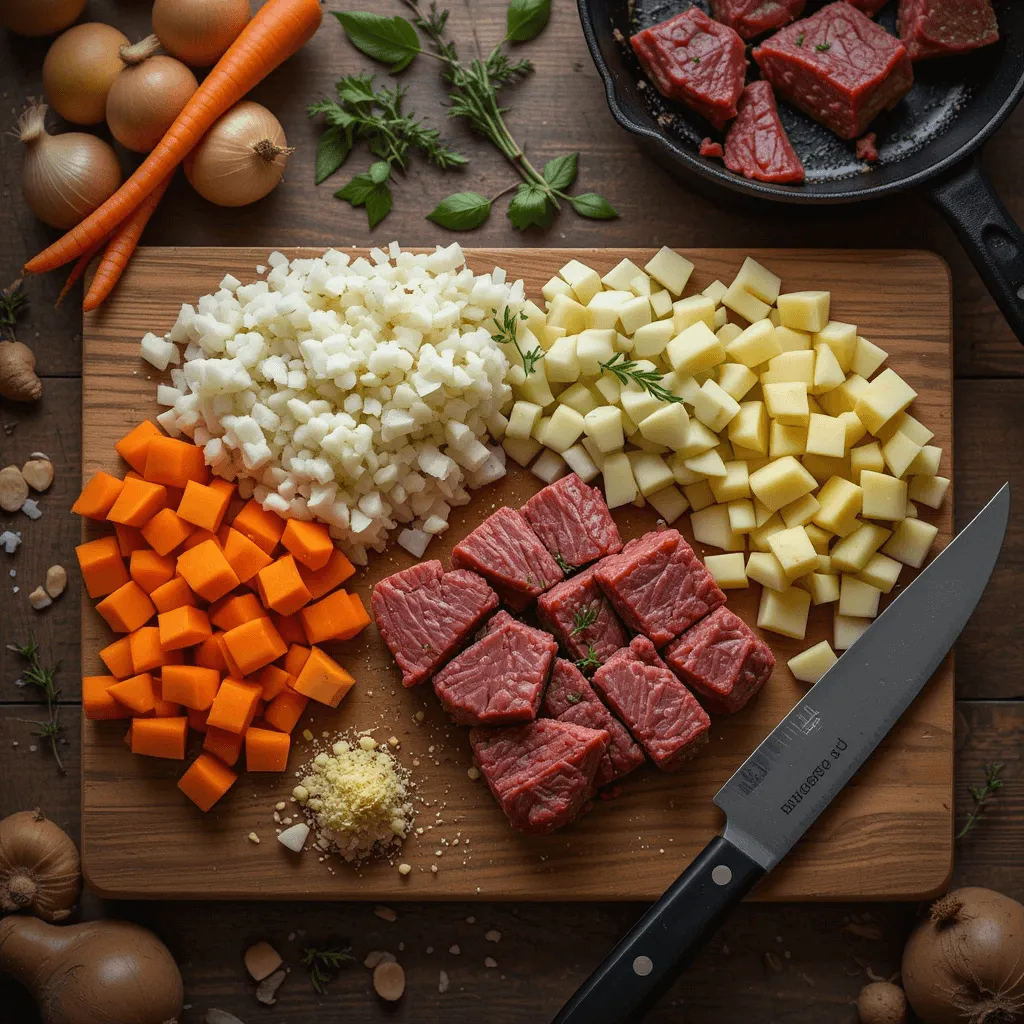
[373, 960, 406, 1002]
[28, 586, 52, 611]
[0, 466, 28, 512]
[44, 565, 67, 599]
[21, 459, 54, 492]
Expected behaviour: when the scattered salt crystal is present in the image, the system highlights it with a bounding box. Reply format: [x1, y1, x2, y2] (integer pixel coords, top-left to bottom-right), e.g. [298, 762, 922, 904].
[277, 822, 310, 852]
[485, 930, 501, 943]
[467, 766, 480, 780]
[398, 863, 412, 876]
[438, 970, 449, 993]
[485, 957, 498, 968]
[20, 499, 41, 519]
[449, 945, 460, 955]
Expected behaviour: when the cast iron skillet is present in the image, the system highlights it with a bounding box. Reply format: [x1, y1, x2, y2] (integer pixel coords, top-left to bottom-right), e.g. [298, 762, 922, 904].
[577, 0, 1024, 342]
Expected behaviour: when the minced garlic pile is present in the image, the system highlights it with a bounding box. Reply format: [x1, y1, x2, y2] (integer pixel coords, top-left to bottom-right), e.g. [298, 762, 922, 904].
[294, 735, 414, 863]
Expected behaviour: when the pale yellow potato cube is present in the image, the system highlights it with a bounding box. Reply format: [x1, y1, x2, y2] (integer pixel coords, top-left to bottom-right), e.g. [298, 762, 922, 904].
[882, 430, 923, 479]
[818, 373, 869, 416]
[683, 480, 715, 512]
[802, 452, 852, 486]
[531, 448, 568, 484]
[850, 441, 885, 478]
[788, 640, 838, 683]
[705, 552, 748, 589]
[602, 452, 638, 508]
[758, 586, 811, 639]
[679, 419, 721, 458]
[559, 259, 602, 304]
[562, 443, 600, 483]
[749, 513, 786, 552]
[576, 328, 617, 374]
[666, 321, 726, 373]
[834, 614, 871, 650]
[769, 421, 807, 458]
[905, 499, 918, 518]
[507, 400, 543, 440]
[717, 362, 758, 401]
[646, 484, 689, 524]
[728, 401, 769, 454]
[510, 361, 555, 408]
[813, 321, 857, 373]
[586, 290, 634, 331]
[684, 449, 728, 478]
[777, 290, 830, 333]
[876, 411, 934, 446]
[630, 272, 652, 298]
[804, 523, 832, 553]
[580, 436, 606, 470]
[631, 436, 670, 456]
[773, 325, 812, 352]
[764, 381, 810, 426]
[882, 517, 938, 568]
[753, 498, 774, 529]
[762, 349, 816, 386]
[855, 552, 902, 594]
[541, 324, 567, 350]
[544, 334, 580, 383]
[907, 444, 942, 476]
[746, 551, 790, 592]
[780, 492, 820, 528]
[638, 403, 689, 449]
[628, 451, 675, 497]
[542, 275, 573, 303]
[691, 504, 745, 552]
[558, 382, 599, 416]
[815, 554, 832, 573]
[620, 386, 664, 427]
[594, 373, 622, 405]
[716, 322, 744, 346]
[702, 279, 728, 304]
[811, 343, 846, 395]
[714, 306, 729, 330]
[645, 246, 694, 296]
[795, 572, 841, 606]
[662, 370, 702, 404]
[768, 525, 818, 578]
[722, 281, 771, 323]
[861, 470, 908, 520]
[631, 319, 675, 358]
[692, 379, 741, 432]
[908, 474, 950, 509]
[734, 257, 782, 304]
[804, 413, 846, 458]
[503, 435, 542, 467]
[537, 404, 586, 453]
[749, 456, 817, 512]
[669, 453, 704, 487]
[672, 294, 717, 333]
[727, 498, 756, 534]
[851, 335, 888, 379]
[619, 295, 653, 336]
[547, 293, 587, 334]
[583, 405, 624, 454]
[837, 411, 868, 449]
[520, 297, 546, 331]
[650, 289, 673, 318]
[813, 476, 862, 537]
[854, 368, 917, 435]
[602, 258, 644, 292]
[726, 319, 782, 368]
[839, 576, 881, 618]
[806, 394, 825, 416]
[709, 461, 751, 503]
[769, 307, 782, 326]
[829, 522, 891, 573]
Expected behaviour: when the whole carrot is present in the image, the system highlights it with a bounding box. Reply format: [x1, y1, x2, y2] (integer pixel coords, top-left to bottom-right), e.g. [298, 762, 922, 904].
[55, 238, 105, 307]
[83, 174, 173, 312]
[24, 0, 321, 276]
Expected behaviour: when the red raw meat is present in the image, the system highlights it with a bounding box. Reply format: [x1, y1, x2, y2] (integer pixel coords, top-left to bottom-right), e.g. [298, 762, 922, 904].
[543, 659, 645, 789]
[663, 606, 775, 715]
[898, 0, 999, 61]
[711, 0, 806, 41]
[371, 560, 498, 688]
[471, 719, 609, 834]
[593, 637, 711, 772]
[452, 506, 563, 611]
[595, 529, 726, 647]
[521, 473, 622, 569]
[432, 614, 556, 726]
[754, 2, 914, 140]
[843, 0, 888, 15]
[856, 131, 879, 160]
[724, 80, 806, 184]
[536, 565, 628, 667]
[630, 8, 747, 129]
[700, 137, 724, 158]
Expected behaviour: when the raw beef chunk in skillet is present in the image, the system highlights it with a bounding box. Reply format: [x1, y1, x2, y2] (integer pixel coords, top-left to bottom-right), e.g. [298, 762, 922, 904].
[630, 7, 747, 129]
[520, 473, 622, 569]
[432, 615, 557, 726]
[452, 506, 563, 611]
[724, 80, 806, 184]
[843, 0, 888, 15]
[663, 606, 775, 715]
[700, 137, 725, 158]
[595, 529, 726, 647]
[897, 0, 999, 61]
[593, 637, 711, 772]
[537, 566, 627, 667]
[754, 2, 914, 140]
[542, 659, 645, 789]
[711, 0, 806, 41]
[371, 560, 498, 688]
[471, 719, 609, 834]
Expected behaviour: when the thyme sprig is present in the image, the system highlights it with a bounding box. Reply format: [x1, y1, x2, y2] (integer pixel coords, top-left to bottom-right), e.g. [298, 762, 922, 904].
[553, 552, 574, 575]
[491, 306, 542, 375]
[956, 762, 1004, 840]
[301, 945, 354, 994]
[0, 279, 28, 341]
[570, 605, 598, 637]
[8, 635, 65, 773]
[599, 352, 683, 405]
[574, 646, 601, 673]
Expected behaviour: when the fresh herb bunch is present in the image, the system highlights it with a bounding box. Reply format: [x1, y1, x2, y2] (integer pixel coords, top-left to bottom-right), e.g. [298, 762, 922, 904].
[956, 762, 1004, 840]
[309, 72, 465, 227]
[0, 280, 28, 341]
[334, 0, 616, 230]
[575, 646, 601, 673]
[491, 306, 542, 375]
[301, 945, 354, 993]
[570, 605, 598, 637]
[8, 635, 65, 773]
[599, 352, 683, 405]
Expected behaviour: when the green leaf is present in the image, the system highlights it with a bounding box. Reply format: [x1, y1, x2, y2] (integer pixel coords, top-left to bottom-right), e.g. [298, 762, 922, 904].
[506, 0, 552, 43]
[365, 183, 393, 228]
[369, 160, 392, 185]
[571, 192, 618, 220]
[427, 192, 492, 231]
[315, 127, 352, 184]
[507, 183, 553, 230]
[543, 153, 578, 191]
[333, 11, 421, 72]
[335, 172, 376, 206]
[336, 73, 378, 105]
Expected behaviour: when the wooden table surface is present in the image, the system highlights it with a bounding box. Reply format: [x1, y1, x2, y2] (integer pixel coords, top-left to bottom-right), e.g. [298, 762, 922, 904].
[2, 2, 1023, 1020]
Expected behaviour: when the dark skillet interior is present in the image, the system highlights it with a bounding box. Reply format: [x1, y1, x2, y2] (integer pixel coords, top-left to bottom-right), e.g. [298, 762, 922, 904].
[578, 0, 1024, 202]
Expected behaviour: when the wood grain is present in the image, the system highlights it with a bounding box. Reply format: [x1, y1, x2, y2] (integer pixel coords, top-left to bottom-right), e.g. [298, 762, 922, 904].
[79, 247, 953, 902]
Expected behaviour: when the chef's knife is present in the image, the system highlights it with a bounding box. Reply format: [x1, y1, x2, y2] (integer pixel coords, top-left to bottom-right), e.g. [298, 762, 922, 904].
[554, 483, 1010, 1024]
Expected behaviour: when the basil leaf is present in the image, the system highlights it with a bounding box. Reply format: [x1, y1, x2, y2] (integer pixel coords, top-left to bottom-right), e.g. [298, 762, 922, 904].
[315, 127, 352, 185]
[570, 192, 618, 220]
[506, 0, 552, 43]
[369, 160, 392, 185]
[335, 172, 376, 206]
[543, 153, 578, 191]
[334, 11, 421, 73]
[507, 183, 553, 230]
[427, 192, 492, 231]
[365, 183, 394, 228]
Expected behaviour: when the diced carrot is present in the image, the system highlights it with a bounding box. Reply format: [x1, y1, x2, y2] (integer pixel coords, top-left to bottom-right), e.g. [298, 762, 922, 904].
[203, 725, 244, 766]
[214, 633, 243, 677]
[131, 716, 188, 758]
[150, 576, 196, 614]
[193, 634, 229, 672]
[107, 672, 157, 714]
[176, 539, 239, 601]
[177, 479, 231, 531]
[231, 499, 285, 554]
[124, 723, 133, 746]
[298, 548, 355, 601]
[143, 436, 209, 489]
[115, 420, 161, 474]
[222, 616, 287, 676]
[128, 625, 181, 673]
[158, 605, 212, 650]
[209, 592, 265, 632]
[82, 675, 131, 719]
[222, 528, 273, 583]
[96, 581, 156, 633]
[271, 611, 307, 646]
[187, 706, 210, 734]
[300, 589, 361, 645]
[244, 699, 264, 733]
[161, 664, 221, 710]
[283, 644, 311, 677]
[256, 663, 292, 701]
[216, 523, 232, 546]
[281, 519, 333, 571]
[72, 471, 125, 519]
[129, 549, 176, 594]
[207, 477, 236, 500]
[150, 697, 183, 717]
[206, 677, 262, 734]
[164, 485, 185, 510]
[106, 476, 167, 528]
[257, 555, 312, 616]
[115, 524, 149, 557]
[76, 536, 129, 599]
[178, 752, 237, 811]
[141, 507, 195, 555]
[263, 688, 309, 733]
[99, 636, 135, 679]
[338, 593, 371, 640]
[293, 646, 355, 708]
[245, 726, 290, 771]
[181, 528, 221, 552]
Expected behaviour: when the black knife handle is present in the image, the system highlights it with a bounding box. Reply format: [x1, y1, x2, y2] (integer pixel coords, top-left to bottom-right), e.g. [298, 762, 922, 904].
[552, 835, 765, 1024]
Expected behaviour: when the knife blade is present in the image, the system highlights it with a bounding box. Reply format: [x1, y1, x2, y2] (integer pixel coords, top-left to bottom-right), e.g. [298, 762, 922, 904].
[553, 483, 1009, 1024]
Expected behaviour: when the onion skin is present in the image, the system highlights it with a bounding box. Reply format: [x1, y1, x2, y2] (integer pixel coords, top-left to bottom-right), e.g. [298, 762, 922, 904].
[902, 887, 1024, 1024]
[0, 810, 79, 922]
[42, 22, 129, 125]
[2, 0, 86, 37]
[152, 0, 252, 68]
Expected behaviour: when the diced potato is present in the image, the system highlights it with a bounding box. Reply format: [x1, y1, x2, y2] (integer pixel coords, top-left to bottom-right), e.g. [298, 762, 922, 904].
[722, 280, 770, 323]
[717, 362, 758, 401]
[773, 325, 812, 352]
[734, 257, 781, 305]
[705, 552, 748, 589]
[559, 259, 602, 304]
[542, 276, 573, 303]
[666, 321, 726, 373]
[802, 452, 852, 486]
[758, 586, 811, 639]
[619, 295, 653, 336]
[746, 551, 790, 592]
[907, 444, 941, 476]
[882, 430, 923, 479]
[749, 513, 786, 552]
[580, 435, 606, 470]
[503, 435, 542, 467]
[558, 382, 599, 416]
[650, 289, 673, 318]
[763, 381, 810, 427]
[856, 552, 902, 594]
[811, 343, 845, 395]
[860, 470, 908, 520]
[768, 525, 818, 578]
[726, 319, 782, 368]
[777, 291, 830, 333]
[576, 328, 617, 374]
[691, 504, 745, 552]
[510, 361, 555, 407]
[850, 441, 885, 478]
[728, 401, 769, 454]
[795, 572, 840, 606]
[762, 350, 815, 387]
[602, 258, 644, 292]
[727, 498, 756, 534]
[837, 411, 867, 449]
[908, 474, 950, 509]
[813, 476, 862, 537]
[639, 403, 689, 449]
[618, 386, 662, 428]
[538, 404, 585, 453]
[679, 419, 721, 459]
[562, 443, 600, 483]
[692, 379, 741, 432]
[716, 322, 743, 346]
[714, 306, 728, 330]
[544, 334, 580, 382]
[854, 368, 917, 435]
[749, 456, 817, 512]
[683, 480, 715, 512]
[788, 640, 838, 684]
[602, 452, 638, 508]
[631, 319, 675, 359]
[645, 247, 694, 296]
[709, 461, 751, 503]
[752, 499, 773, 529]
[507, 400, 543, 440]
[630, 272, 652, 297]
[662, 370, 701, 404]
[684, 449, 727, 478]
[769, 307, 781, 326]
[876, 411, 934, 447]
[768, 421, 806, 458]
[818, 374, 869, 417]
[672, 294, 717, 333]
[531, 448, 568, 484]
[851, 335, 888, 379]
[547, 293, 587, 334]
[813, 321, 857, 373]
[804, 523, 831, 554]
[647, 484, 689, 524]
[882, 517, 938, 568]
[780, 492, 820, 528]
[521, 298, 546, 332]
[583, 405, 624, 454]
[839, 576, 883, 619]
[668, 453, 704, 486]
[631, 436, 669, 456]
[829, 522, 891, 573]
[804, 413, 846, 458]
[594, 373, 622, 405]
[701, 279, 727, 304]
[834, 614, 871, 650]
[628, 451, 676, 497]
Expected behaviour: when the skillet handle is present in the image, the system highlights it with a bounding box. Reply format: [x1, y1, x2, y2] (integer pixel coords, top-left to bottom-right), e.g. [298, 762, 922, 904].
[927, 155, 1024, 345]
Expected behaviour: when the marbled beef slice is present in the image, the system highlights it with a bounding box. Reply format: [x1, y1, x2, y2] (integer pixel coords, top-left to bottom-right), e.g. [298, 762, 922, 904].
[725, 80, 805, 184]
[897, 0, 999, 61]
[711, 0, 806, 41]
[536, 565, 627, 666]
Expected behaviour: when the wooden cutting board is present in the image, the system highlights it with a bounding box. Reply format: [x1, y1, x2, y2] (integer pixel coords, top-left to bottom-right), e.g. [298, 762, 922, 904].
[81, 247, 953, 902]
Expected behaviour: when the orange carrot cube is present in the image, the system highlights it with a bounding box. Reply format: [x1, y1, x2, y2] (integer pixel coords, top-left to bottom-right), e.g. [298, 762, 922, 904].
[300, 589, 361, 645]
[256, 664, 292, 702]
[264, 688, 309, 733]
[115, 420, 161, 474]
[293, 647, 355, 708]
[187, 706, 210, 734]
[209, 592, 265, 632]
[115, 525, 148, 557]
[175, 539, 239, 602]
[143, 435, 209, 489]
[338, 593, 371, 640]
[82, 675, 131, 720]
[150, 576, 196, 614]
[203, 725, 244, 767]
[222, 528, 273, 583]
[231, 500, 285, 555]
[107, 672, 157, 715]
[178, 752, 237, 811]
[298, 548, 356, 601]
[72, 471, 125, 520]
[76, 536, 129, 599]
[99, 636, 135, 679]
[128, 625, 178, 673]
[129, 549, 176, 594]
[161, 664, 221, 710]
[176, 479, 231, 532]
[96, 581, 156, 633]
[141, 507, 195, 556]
[214, 633, 243, 677]
[180, 528, 221, 552]
[245, 727, 290, 771]
[222, 617, 287, 676]
[157, 605, 212, 650]
[207, 477, 236, 499]
[206, 677, 262, 734]
[193, 634, 229, 673]
[283, 644, 311, 678]
[257, 555, 311, 616]
[131, 716, 188, 758]
[271, 611, 307, 646]
[281, 519, 333, 571]
[106, 476, 167, 528]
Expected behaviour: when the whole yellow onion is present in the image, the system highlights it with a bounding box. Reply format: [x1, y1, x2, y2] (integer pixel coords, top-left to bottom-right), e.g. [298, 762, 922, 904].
[152, 0, 252, 68]
[42, 22, 129, 125]
[2, 0, 86, 37]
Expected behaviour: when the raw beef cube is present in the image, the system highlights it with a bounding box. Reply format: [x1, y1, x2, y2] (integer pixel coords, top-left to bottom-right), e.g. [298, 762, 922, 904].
[595, 529, 726, 647]
[630, 8, 747, 129]
[593, 637, 711, 772]
[843, 0, 887, 15]
[521, 473, 622, 569]
[700, 137, 725, 158]
[471, 719, 609, 834]
[543, 659, 645, 788]
[664, 606, 775, 715]
[725, 81, 806, 184]
[711, 0, 806, 41]
[898, 0, 999, 61]
[452, 506, 564, 611]
[754, 2, 914, 140]
[537, 566, 628, 666]
[482, 609, 519, 636]
[372, 560, 498, 688]
[856, 131, 879, 161]
[433, 615, 557, 726]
